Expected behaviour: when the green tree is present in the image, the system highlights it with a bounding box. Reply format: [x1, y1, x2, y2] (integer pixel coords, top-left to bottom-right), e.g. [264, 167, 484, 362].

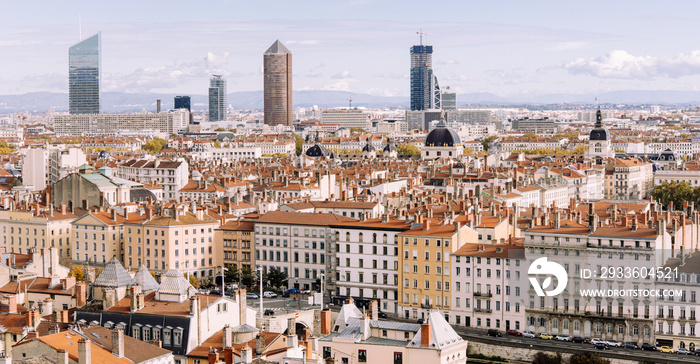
[569, 353, 610, 364]
[652, 181, 700, 210]
[481, 135, 498, 152]
[225, 265, 241, 286]
[240, 267, 255, 288]
[266, 267, 288, 289]
[397, 143, 420, 155]
[293, 134, 304, 156]
[214, 127, 226, 131]
[532, 352, 562, 364]
[142, 137, 168, 154]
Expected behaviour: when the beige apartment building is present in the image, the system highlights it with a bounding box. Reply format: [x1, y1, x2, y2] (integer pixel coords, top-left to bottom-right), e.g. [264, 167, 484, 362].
[71, 210, 149, 265]
[0, 206, 76, 261]
[123, 208, 218, 281]
[215, 219, 255, 272]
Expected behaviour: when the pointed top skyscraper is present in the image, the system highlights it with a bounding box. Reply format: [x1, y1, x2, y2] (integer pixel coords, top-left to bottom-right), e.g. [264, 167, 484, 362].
[69, 32, 101, 114]
[264, 40, 293, 127]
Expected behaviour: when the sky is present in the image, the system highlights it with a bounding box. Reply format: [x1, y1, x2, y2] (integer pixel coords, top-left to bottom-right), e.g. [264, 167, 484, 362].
[3, 0, 700, 99]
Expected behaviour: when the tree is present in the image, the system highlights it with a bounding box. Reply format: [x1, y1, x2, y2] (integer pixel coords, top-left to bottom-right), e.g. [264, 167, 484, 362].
[68, 265, 85, 281]
[397, 143, 420, 155]
[652, 181, 700, 210]
[463, 147, 474, 155]
[186, 273, 200, 288]
[213, 141, 221, 148]
[481, 135, 498, 152]
[142, 137, 168, 154]
[571, 145, 589, 154]
[266, 267, 288, 289]
[214, 127, 226, 131]
[569, 353, 610, 364]
[532, 352, 562, 364]
[293, 134, 304, 156]
[225, 265, 241, 286]
[240, 267, 255, 288]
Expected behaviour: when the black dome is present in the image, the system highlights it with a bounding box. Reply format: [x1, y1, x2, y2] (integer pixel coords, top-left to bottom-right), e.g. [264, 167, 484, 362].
[362, 143, 375, 152]
[383, 143, 397, 153]
[305, 144, 330, 157]
[425, 125, 461, 147]
[589, 128, 610, 141]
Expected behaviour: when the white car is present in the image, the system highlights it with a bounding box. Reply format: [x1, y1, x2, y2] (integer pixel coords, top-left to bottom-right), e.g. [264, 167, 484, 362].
[590, 338, 604, 345]
[676, 347, 691, 355]
[555, 335, 571, 341]
[606, 340, 622, 347]
[263, 291, 278, 298]
[522, 331, 536, 338]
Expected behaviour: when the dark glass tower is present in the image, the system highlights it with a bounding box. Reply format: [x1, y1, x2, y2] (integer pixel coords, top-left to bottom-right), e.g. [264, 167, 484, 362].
[174, 96, 191, 111]
[410, 45, 433, 111]
[69, 33, 101, 114]
[208, 75, 226, 121]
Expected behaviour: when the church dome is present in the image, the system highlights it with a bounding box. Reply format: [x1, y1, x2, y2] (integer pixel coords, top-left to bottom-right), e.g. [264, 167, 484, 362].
[589, 128, 610, 141]
[305, 144, 330, 157]
[425, 125, 461, 147]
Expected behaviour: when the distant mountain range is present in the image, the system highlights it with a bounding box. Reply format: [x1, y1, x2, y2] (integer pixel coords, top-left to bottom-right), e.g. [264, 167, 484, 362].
[3, 90, 700, 113]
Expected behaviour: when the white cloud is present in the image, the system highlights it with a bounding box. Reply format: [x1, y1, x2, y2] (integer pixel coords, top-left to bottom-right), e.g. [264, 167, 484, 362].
[285, 40, 320, 46]
[549, 41, 590, 51]
[331, 70, 353, 79]
[374, 72, 409, 79]
[436, 59, 459, 65]
[104, 67, 185, 92]
[565, 50, 700, 79]
[322, 80, 352, 91]
[205, 52, 230, 70]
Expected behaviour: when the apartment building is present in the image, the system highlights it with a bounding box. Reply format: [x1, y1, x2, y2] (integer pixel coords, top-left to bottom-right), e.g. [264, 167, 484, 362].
[116, 159, 189, 201]
[398, 216, 477, 320]
[451, 243, 526, 331]
[603, 158, 654, 200]
[123, 208, 218, 280]
[0, 206, 76, 261]
[331, 217, 411, 314]
[215, 220, 254, 272]
[71, 210, 149, 265]
[253, 211, 355, 291]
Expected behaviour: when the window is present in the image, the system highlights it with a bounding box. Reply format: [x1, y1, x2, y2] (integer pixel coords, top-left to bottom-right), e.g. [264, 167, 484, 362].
[358, 349, 366, 362]
[323, 347, 331, 359]
[393, 352, 403, 364]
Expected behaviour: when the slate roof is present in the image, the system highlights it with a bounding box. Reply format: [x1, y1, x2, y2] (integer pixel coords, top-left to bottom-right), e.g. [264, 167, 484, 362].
[157, 269, 195, 296]
[94, 257, 133, 288]
[131, 265, 160, 291]
[407, 311, 464, 350]
[332, 300, 362, 332]
[265, 40, 291, 54]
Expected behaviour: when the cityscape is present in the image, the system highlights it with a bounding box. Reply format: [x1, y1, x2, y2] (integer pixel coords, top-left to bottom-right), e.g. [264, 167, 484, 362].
[4, 2, 700, 364]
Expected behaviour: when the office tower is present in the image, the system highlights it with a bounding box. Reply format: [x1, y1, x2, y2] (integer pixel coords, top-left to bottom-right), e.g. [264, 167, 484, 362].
[174, 96, 191, 111]
[208, 75, 226, 122]
[264, 40, 293, 127]
[410, 44, 433, 111]
[441, 87, 457, 110]
[69, 33, 101, 114]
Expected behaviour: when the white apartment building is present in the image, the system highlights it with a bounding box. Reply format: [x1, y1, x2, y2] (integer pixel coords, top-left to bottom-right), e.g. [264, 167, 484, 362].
[451, 243, 527, 331]
[331, 217, 410, 314]
[21, 146, 87, 191]
[654, 253, 700, 351]
[116, 159, 188, 201]
[54, 109, 189, 136]
[376, 119, 408, 135]
[604, 158, 654, 200]
[253, 211, 355, 292]
[321, 109, 370, 129]
[645, 139, 700, 156]
[654, 170, 700, 188]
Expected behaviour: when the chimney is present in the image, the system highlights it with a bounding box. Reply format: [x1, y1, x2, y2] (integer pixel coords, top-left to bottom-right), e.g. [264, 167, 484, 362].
[553, 211, 560, 229]
[49, 324, 60, 335]
[223, 348, 233, 364]
[420, 320, 431, 347]
[26, 310, 39, 328]
[240, 345, 253, 364]
[256, 334, 265, 356]
[112, 329, 124, 358]
[360, 315, 370, 340]
[103, 289, 117, 310]
[75, 283, 87, 307]
[423, 219, 430, 230]
[78, 338, 91, 364]
[588, 203, 597, 234]
[657, 218, 666, 236]
[208, 348, 220, 364]
[369, 300, 379, 320]
[57, 349, 69, 364]
[60, 310, 69, 323]
[222, 325, 233, 348]
[631, 216, 639, 231]
[620, 215, 628, 228]
[4, 295, 17, 313]
[320, 309, 331, 335]
[146, 207, 153, 220]
[237, 289, 247, 325]
[287, 317, 296, 336]
[41, 297, 53, 316]
[60, 203, 66, 215]
[189, 296, 200, 317]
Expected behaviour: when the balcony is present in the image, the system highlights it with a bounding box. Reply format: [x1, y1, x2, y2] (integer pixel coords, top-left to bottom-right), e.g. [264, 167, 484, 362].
[421, 303, 433, 309]
[473, 292, 492, 298]
[474, 308, 492, 313]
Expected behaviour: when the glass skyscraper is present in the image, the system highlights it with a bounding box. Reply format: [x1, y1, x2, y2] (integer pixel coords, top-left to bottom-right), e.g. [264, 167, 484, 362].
[69, 33, 101, 114]
[410, 45, 433, 111]
[208, 75, 226, 122]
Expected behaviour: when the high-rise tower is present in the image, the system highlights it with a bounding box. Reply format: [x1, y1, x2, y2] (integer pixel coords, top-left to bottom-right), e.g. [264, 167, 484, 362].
[69, 33, 101, 114]
[410, 44, 433, 111]
[208, 75, 226, 122]
[264, 40, 293, 127]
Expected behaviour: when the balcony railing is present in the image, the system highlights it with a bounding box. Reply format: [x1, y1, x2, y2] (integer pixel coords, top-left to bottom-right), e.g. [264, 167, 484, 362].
[421, 303, 433, 309]
[474, 308, 492, 313]
[473, 292, 492, 298]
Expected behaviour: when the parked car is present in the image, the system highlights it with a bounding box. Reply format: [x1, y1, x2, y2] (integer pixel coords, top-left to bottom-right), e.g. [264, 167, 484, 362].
[695, 348, 700, 356]
[590, 338, 604, 345]
[264, 309, 275, 316]
[676, 347, 691, 355]
[658, 346, 675, 353]
[487, 329, 502, 337]
[522, 331, 536, 338]
[416, 318, 424, 324]
[198, 289, 210, 295]
[572, 337, 586, 343]
[555, 335, 571, 341]
[246, 292, 259, 299]
[224, 291, 233, 297]
[209, 289, 222, 296]
[624, 342, 639, 349]
[594, 342, 609, 350]
[282, 288, 300, 297]
[263, 291, 278, 298]
[606, 340, 622, 348]
[506, 330, 522, 336]
[538, 333, 553, 340]
[641, 343, 656, 351]
[300, 289, 311, 294]
[377, 312, 388, 319]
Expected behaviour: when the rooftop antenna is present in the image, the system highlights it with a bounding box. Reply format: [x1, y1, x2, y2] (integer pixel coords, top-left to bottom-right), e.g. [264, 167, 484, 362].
[78, 12, 82, 41]
[346, 96, 352, 108]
